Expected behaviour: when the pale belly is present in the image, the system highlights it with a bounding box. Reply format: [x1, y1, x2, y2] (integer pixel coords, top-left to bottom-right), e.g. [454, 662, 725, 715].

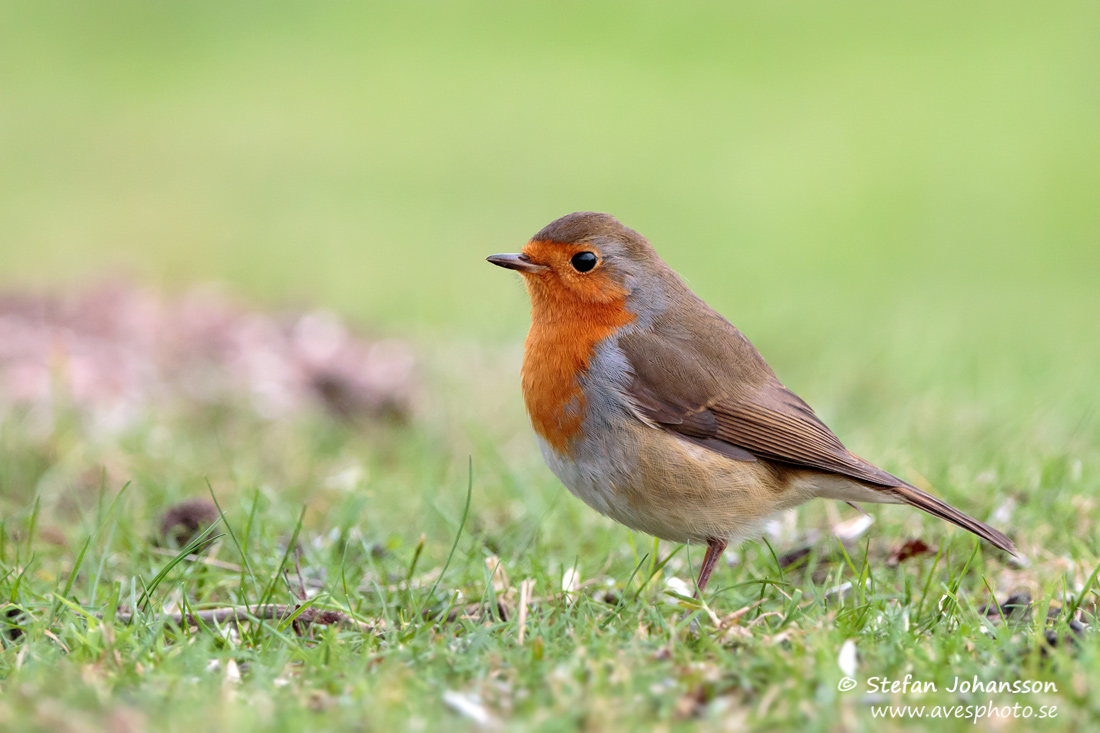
[535, 423, 819, 545]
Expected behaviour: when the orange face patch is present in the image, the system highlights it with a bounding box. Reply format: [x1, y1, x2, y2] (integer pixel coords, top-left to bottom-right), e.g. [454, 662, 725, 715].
[520, 240, 628, 304]
[518, 240, 634, 453]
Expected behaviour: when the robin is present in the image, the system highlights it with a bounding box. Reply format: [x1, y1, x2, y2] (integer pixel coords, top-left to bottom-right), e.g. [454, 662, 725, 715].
[488, 212, 1016, 596]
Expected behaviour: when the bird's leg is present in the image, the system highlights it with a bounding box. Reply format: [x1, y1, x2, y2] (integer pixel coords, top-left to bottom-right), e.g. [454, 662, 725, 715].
[694, 537, 727, 598]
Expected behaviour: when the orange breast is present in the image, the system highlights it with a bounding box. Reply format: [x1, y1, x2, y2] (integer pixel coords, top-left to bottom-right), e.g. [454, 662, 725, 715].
[520, 284, 634, 454]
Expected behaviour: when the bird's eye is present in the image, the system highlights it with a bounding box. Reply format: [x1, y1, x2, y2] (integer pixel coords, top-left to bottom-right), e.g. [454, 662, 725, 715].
[570, 251, 598, 273]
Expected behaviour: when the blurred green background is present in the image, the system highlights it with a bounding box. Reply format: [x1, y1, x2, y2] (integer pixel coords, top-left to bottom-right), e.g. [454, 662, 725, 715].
[1, 5, 1098, 727]
[2, 1, 1097, 378]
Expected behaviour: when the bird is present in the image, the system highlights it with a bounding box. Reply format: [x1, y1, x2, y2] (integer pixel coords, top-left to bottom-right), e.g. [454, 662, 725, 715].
[487, 212, 1016, 597]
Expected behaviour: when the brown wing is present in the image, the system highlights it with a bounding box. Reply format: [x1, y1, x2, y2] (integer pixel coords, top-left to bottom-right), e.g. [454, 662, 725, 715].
[618, 307, 894, 485]
[626, 362, 898, 487]
[617, 306, 1017, 554]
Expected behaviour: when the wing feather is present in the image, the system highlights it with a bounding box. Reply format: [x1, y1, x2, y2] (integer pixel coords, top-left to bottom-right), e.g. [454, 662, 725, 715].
[616, 307, 1016, 554]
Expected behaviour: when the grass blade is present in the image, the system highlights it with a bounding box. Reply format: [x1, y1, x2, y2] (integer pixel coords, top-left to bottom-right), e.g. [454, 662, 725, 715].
[422, 456, 474, 608]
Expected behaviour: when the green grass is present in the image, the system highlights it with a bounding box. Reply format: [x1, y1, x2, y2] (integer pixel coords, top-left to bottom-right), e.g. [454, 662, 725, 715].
[1, 379, 1097, 731]
[2, 1, 1099, 730]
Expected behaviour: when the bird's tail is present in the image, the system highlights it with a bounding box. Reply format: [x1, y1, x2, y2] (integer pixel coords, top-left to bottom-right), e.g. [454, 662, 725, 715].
[885, 482, 1018, 556]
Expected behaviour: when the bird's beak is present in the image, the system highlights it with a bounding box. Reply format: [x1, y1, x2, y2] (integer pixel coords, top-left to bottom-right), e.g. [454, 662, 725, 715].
[486, 253, 547, 274]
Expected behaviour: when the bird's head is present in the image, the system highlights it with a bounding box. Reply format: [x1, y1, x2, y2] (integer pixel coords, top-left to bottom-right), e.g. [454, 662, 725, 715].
[487, 212, 670, 316]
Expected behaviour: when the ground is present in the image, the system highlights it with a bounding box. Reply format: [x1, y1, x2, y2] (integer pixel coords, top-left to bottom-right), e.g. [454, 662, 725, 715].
[1, 2, 1098, 731]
